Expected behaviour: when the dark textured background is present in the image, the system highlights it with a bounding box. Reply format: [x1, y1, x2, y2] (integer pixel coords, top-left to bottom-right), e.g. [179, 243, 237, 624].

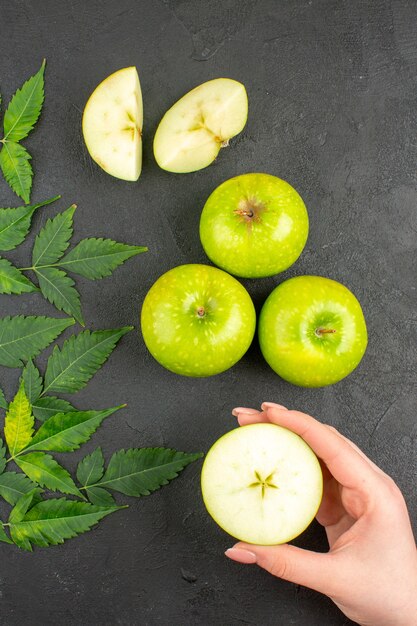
[0, 0, 416, 624]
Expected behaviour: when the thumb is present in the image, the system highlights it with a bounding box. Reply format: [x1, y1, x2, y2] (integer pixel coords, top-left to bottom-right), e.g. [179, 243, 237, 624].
[226, 543, 336, 595]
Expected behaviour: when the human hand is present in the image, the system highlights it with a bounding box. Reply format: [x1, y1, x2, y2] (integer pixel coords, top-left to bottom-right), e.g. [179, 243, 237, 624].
[226, 403, 417, 626]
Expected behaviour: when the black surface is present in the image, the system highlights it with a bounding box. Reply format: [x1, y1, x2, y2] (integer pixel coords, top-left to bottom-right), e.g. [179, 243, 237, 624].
[0, 1, 416, 624]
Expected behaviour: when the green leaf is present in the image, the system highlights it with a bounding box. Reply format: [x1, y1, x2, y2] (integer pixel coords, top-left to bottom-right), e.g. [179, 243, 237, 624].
[0, 195, 60, 251]
[0, 315, 74, 368]
[15, 452, 83, 498]
[97, 448, 204, 496]
[9, 498, 122, 551]
[77, 447, 105, 486]
[35, 266, 84, 325]
[3, 60, 45, 142]
[0, 142, 33, 204]
[0, 387, 7, 409]
[21, 359, 43, 403]
[0, 521, 13, 544]
[0, 471, 38, 505]
[0, 438, 6, 474]
[59, 238, 147, 279]
[23, 406, 123, 453]
[32, 396, 75, 422]
[0, 256, 38, 294]
[32, 204, 76, 267]
[4, 381, 34, 456]
[43, 326, 132, 395]
[85, 486, 115, 507]
[9, 488, 43, 523]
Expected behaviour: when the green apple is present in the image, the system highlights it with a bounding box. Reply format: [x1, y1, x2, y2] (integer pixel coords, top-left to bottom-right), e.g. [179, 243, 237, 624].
[140, 264, 256, 376]
[199, 173, 309, 278]
[153, 78, 248, 173]
[82, 67, 143, 181]
[201, 423, 323, 545]
[259, 276, 368, 387]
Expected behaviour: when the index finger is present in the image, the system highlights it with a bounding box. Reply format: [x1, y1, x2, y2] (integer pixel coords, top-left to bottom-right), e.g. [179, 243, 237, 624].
[262, 405, 379, 490]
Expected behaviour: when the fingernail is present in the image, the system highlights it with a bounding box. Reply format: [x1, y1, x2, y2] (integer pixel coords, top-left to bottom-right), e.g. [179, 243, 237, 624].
[225, 548, 257, 564]
[232, 407, 259, 417]
[261, 402, 287, 411]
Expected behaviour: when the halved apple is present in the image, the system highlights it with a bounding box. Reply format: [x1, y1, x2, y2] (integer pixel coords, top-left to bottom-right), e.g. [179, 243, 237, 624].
[201, 423, 323, 545]
[82, 67, 143, 181]
[153, 78, 248, 173]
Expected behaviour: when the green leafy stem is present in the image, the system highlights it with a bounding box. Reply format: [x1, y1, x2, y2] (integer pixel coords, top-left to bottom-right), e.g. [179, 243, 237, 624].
[0, 197, 147, 325]
[0, 325, 203, 551]
[0, 61, 45, 203]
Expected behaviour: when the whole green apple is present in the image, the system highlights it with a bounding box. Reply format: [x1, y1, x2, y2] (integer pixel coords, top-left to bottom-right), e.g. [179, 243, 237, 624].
[199, 173, 309, 278]
[141, 264, 256, 377]
[259, 276, 368, 387]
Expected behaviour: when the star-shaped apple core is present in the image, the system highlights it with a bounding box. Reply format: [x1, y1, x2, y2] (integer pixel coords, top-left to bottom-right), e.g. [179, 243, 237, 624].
[248, 470, 279, 498]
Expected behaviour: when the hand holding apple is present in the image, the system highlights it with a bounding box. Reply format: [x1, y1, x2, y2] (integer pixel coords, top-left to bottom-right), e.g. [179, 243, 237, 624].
[227, 403, 417, 626]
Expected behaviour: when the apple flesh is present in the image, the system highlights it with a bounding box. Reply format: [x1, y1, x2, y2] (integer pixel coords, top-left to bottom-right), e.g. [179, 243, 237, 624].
[259, 276, 368, 387]
[200, 173, 309, 278]
[82, 67, 143, 181]
[153, 78, 248, 173]
[201, 423, 323, 545]
[140, 264, 256, 377]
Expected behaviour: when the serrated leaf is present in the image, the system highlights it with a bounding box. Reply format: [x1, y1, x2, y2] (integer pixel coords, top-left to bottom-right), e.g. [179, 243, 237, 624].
[0, 471, 38, 505]
[0, 142, 33, 203]
[85, 486, 115, 507]
[9, 488, 43, 523]
[0, 522, 13, 544]
[0, 438, 6, 474]
[0, 195, 60, 251]
[32, 204, 76, 267]
[77, 447, 105, 486]
[43, 326, 132, 395]
[0, 315, 74, 368]
[9, 498, 122, 551]
[23, 406, 123, 454]
[0, 256, 38, 294]
[3, 60, 45, 142]
[0, 387, 7, 409]
[35, 266, 84, 325]
[15, 452, 83, 498]
[21, 359, 43, 403]
[4, 381, 34, 456]
[32, 396, 75, 422]
[59, 238, 147, 280]
[97, 448, 204, 496]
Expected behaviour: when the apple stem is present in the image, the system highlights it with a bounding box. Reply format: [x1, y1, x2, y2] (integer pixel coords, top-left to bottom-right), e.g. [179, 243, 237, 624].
[315, 328, 336, 336]
[197, 306, 205, 318]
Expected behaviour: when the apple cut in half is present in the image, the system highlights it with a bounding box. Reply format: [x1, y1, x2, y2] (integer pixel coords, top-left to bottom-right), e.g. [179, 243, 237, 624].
[82, 67, 143, 181]
[153, 78, 248, 173]
[201, 424, 323, 545]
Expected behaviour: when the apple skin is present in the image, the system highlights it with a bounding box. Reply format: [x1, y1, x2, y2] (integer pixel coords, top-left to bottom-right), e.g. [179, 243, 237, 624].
[259, 276, 368, 387]
[201, 423, 323, 545]
[140, 264, 256, 377]
[199, 173, 309, 278]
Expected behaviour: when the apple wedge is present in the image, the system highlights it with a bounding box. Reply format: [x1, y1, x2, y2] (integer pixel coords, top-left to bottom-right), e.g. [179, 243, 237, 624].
[82, 67, 143, 181]
[201, 423, 323, 545]
[153, 78, 248, 173]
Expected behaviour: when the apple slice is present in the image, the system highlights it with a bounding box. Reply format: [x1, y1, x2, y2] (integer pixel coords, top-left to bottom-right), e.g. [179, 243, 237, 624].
[201, 423, 323, 545]
[153, 78, 248, 173]
[82, 67, 143, 181]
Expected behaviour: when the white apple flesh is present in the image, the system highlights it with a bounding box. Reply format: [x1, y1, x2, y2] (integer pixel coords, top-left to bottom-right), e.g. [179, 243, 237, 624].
[82, 67, 143, 181]
[201, 423, 323, 545]
[153, 78, 248, 173]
